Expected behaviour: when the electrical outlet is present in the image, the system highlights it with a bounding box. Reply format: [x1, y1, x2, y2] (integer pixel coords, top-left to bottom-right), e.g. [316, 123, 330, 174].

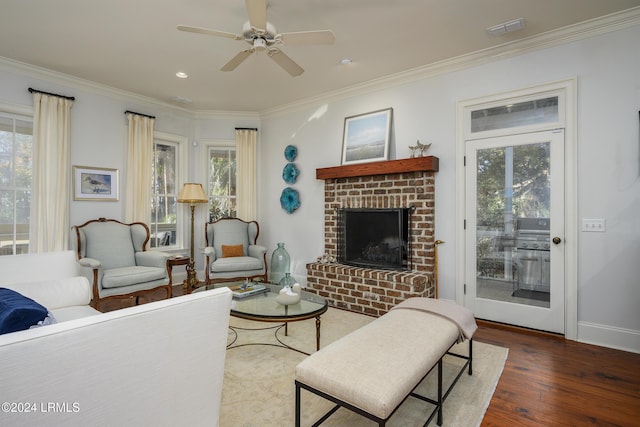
[582, 219, 606, 232]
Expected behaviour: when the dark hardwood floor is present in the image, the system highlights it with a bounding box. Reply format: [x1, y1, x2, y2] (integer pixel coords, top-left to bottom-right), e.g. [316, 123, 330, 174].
[474, 321, 640, 426]
[105, 287, 640, 426]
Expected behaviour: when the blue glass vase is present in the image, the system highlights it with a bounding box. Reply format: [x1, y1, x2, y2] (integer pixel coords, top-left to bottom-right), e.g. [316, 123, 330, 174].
[270, 242, 290, 284]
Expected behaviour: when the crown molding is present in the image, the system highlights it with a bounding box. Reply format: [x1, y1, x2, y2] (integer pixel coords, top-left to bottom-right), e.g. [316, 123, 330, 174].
[0, 56, 177, 110]
[260, 7, 640, 119]
[0, 56, 259, 120]
[0, 100, 33, 117]
[190, 108, 260, 120]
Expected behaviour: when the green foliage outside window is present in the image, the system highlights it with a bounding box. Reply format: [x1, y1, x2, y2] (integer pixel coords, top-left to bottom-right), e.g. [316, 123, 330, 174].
[208, 148, 236, 221]
[476, 143, 550, 230]
[150, 141, 178, 247]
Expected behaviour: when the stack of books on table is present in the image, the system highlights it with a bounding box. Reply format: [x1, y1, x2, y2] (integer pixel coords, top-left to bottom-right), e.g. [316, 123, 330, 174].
[229, 283, 268, 299]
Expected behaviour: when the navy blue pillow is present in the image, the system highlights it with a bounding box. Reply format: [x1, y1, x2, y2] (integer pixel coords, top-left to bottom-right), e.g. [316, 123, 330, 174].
[0, 288, 49, 335]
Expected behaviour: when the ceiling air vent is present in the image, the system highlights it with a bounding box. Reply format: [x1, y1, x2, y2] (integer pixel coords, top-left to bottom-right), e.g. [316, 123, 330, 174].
[487, 18, 525, 36]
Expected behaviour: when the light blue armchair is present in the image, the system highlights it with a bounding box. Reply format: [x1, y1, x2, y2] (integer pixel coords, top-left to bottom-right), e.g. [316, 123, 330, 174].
[71, 218, 172, 311]
[204, 218, 268, 285]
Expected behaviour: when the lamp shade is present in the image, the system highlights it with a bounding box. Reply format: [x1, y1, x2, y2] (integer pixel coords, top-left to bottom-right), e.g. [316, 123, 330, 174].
[178, 183, 208, 204]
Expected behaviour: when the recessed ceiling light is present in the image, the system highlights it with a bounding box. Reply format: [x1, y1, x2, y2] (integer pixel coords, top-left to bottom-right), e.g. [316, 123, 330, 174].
[176, 72, 188, 78]
[340, 58, 352, 65]
[171, 96, 192, 104]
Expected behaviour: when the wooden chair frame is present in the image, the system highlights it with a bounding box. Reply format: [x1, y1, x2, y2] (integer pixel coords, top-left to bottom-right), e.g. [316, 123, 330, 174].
[72, 218, 172, 311]
[204, 218, 268, 286]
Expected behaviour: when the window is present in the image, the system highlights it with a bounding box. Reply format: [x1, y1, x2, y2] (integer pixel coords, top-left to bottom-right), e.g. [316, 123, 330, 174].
[150, 133, 184, 248]
[0, 112, 32, 255]
[470, 96, 559, 134]
[464, 88, 565, 140]
[208, 145, 236, 221]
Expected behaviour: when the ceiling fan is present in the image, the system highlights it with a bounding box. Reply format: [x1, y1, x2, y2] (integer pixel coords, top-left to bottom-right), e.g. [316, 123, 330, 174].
[177, 0, 335, 76]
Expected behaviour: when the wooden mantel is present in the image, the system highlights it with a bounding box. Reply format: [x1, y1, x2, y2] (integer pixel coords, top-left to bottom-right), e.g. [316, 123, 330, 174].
[316, 156, 439, 180]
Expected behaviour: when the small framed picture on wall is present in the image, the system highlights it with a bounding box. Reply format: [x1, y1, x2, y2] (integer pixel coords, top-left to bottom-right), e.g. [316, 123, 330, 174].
[73, 166, 119, 201]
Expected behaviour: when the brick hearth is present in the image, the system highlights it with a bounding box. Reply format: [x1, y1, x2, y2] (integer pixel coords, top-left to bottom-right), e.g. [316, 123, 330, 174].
[306, 157, 439, 316]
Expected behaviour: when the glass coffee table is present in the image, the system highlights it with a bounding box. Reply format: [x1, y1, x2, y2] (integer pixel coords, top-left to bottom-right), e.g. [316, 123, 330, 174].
[197, 282, 328, 354]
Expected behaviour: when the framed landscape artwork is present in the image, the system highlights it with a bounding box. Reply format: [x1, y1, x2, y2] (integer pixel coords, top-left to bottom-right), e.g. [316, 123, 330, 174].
[341, 108, 393, 165]
[73, 166, 119, 201]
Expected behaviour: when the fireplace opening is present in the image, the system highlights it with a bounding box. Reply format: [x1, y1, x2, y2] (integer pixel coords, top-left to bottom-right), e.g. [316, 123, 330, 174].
[338, 208, 412, 270]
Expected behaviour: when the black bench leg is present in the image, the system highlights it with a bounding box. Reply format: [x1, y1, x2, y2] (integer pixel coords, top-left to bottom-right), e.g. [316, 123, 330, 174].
[469, 338, 473, 375]
[437, 358, 443, 426]
[295, 381, 301, 427]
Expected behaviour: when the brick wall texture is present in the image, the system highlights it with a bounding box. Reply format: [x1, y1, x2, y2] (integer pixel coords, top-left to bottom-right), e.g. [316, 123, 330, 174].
[306, 171, 436, 316]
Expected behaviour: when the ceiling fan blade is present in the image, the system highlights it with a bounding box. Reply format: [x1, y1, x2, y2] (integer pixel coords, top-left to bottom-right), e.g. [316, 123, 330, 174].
[279, 30, 335, 46]
[177, 25, 242, 40]
[269, 49, 304, 77]
[221, 49, 253, 71]
[246, 0, 267, 30]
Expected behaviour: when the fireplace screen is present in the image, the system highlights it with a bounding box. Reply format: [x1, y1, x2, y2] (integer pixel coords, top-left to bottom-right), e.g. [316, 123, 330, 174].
[338, 208, 412, 270]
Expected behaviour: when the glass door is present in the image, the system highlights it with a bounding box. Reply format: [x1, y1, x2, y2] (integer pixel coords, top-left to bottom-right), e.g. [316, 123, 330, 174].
[465, 130, 565, 333]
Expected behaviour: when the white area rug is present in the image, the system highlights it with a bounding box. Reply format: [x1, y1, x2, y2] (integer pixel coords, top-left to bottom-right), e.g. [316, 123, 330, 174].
[220, 307, 507, 427]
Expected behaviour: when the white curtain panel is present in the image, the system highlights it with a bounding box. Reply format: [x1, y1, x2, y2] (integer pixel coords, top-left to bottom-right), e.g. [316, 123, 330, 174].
[30, 92, 74, 252]
[235, 129, 257, 221]
[124, 113, 154, 224]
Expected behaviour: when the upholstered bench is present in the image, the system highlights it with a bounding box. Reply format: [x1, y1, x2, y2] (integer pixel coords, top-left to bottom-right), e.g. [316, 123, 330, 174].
[295, 298, 477, 426]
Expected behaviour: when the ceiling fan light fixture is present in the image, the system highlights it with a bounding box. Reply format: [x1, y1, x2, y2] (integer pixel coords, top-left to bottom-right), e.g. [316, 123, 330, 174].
[253, 38, 267, 51]
[242, 21, 277, 40]
[175, 71, 188, 78]
[340, 58, 352, 65]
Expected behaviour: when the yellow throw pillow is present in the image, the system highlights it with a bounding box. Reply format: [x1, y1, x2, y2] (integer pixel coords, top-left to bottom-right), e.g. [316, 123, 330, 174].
[221, 244, 244, 257]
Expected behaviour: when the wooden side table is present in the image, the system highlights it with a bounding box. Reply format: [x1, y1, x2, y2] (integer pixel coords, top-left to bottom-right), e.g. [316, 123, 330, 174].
[166, 256, 190, 295]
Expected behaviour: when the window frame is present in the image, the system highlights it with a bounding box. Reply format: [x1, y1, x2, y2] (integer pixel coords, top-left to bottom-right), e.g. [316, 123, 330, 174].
[150, 131, 188, 251]
[201, 139, 236, 221]
[463, 88, 566, 141]
[0, 105, 33, 256]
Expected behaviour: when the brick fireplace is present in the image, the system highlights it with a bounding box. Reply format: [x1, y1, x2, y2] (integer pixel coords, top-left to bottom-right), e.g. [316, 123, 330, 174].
[306, 157, 439, 316]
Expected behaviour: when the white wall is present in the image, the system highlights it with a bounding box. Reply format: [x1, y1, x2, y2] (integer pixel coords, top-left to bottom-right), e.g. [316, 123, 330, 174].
[258, 24, 640, 352]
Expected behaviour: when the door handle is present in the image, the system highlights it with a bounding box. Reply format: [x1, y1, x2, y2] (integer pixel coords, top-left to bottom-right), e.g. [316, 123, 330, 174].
[552, 237, 562, 244]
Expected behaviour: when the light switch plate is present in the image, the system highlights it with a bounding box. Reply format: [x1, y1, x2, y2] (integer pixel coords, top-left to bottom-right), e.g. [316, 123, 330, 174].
[582, 219, 606, 232]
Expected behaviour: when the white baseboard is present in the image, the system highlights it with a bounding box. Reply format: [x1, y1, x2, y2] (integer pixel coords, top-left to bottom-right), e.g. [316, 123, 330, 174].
[577, 321, 640, 354]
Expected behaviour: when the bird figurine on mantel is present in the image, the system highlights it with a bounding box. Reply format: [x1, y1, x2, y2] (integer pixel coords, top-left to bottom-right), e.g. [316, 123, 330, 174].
[409, 140, 432, 158]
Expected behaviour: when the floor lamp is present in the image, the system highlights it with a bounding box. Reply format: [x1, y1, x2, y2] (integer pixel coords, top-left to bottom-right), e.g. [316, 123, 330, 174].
[178, 183, 208, 293]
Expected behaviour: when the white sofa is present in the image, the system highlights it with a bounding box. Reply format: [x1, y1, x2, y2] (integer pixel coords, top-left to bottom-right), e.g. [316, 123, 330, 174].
[0, 251, 100, 322]
[0, 251, 232, 427]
